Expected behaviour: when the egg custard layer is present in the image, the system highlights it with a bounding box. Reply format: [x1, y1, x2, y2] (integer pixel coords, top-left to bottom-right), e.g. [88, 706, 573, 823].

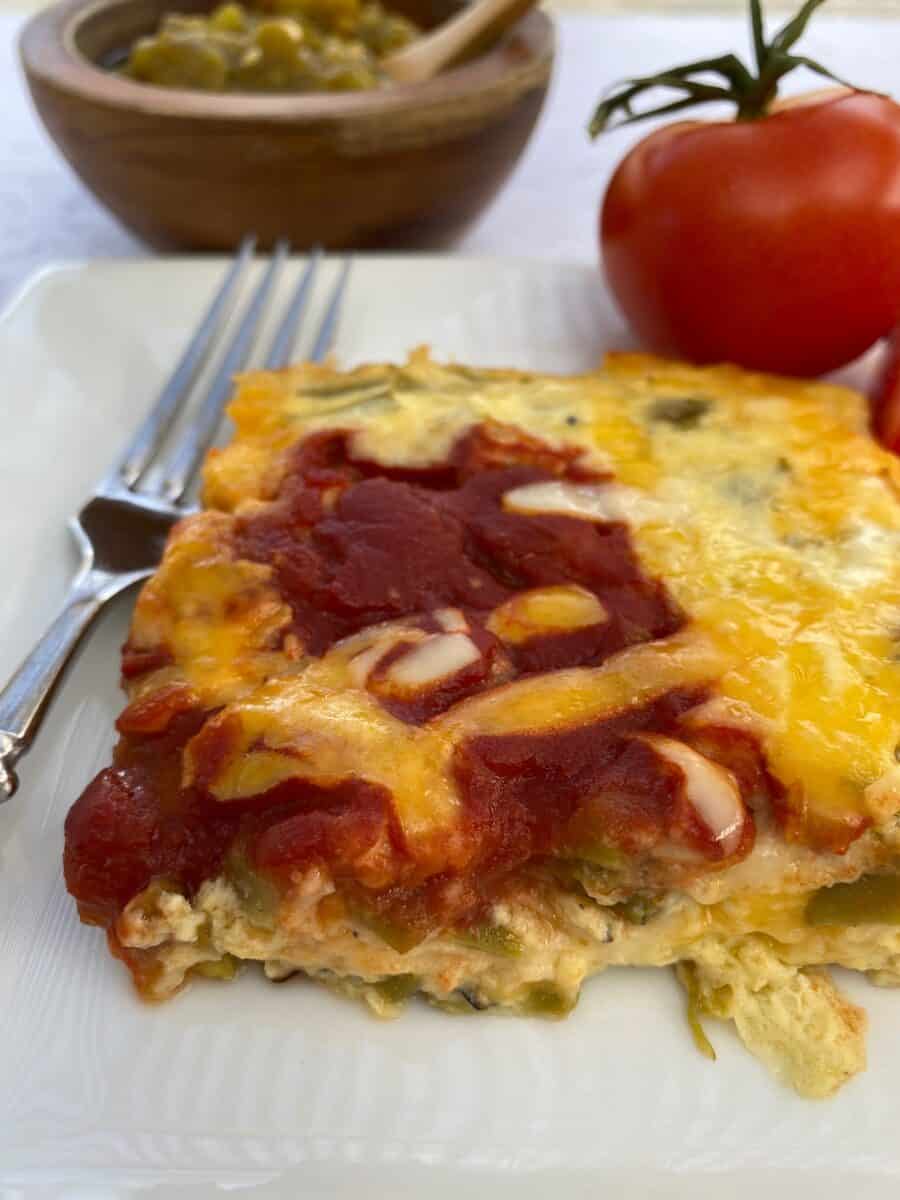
[64, 352, 900, 1097]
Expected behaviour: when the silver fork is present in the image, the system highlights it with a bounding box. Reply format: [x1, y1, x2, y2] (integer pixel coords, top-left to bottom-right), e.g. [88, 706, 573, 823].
[0, 240, 352, 801]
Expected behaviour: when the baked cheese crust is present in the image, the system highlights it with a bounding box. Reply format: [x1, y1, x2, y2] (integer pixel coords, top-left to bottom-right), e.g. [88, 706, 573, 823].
[64, 351, 900, 1098]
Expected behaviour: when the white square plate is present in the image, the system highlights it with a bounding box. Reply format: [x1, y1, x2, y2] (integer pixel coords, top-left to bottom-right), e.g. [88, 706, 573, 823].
[0, 256, 895, 1199]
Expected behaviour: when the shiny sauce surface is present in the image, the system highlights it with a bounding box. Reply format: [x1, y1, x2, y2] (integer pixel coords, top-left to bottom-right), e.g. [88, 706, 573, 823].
[65, 424, 766, 932]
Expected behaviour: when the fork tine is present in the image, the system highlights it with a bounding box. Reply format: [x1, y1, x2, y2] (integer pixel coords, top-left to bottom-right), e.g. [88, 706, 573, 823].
[114, 236, 255, 489]
[309, 259, 352, 363]
[157, 240, 290, 504]
[264, 247, 322, 370]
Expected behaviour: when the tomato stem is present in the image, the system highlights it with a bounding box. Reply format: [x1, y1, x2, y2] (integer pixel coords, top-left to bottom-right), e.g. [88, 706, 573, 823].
[588, 0, 863, 136]
[749, 0, 767, 74]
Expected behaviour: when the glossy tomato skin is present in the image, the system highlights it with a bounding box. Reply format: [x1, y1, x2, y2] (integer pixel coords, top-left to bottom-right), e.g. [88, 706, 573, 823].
[601, 92, 900, 377]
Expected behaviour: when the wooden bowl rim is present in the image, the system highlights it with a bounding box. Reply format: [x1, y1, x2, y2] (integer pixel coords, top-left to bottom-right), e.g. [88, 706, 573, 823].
[20, 0, 554, 122]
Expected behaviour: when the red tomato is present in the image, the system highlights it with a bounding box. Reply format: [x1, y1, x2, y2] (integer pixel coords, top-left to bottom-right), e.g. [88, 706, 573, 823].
[601, 91, 900, 377]
[871, 330, 900, 452]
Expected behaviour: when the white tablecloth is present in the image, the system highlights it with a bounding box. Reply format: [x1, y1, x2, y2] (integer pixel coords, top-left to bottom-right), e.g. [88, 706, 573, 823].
[3, 7, 899, 307]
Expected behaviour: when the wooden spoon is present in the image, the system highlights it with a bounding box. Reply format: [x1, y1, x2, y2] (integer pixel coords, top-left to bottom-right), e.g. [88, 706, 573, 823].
[382, 0, 541, 85]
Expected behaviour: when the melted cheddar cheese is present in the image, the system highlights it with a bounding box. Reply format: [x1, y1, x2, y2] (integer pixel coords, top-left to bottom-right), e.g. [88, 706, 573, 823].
[195, 351, 900, 847]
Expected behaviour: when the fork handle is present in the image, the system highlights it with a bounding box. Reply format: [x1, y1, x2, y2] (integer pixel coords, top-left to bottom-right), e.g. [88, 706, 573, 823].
[0, 582, 107, 801]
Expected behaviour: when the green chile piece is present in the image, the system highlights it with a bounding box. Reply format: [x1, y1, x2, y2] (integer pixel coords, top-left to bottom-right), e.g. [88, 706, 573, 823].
[349, 903, 426, 954]
[676, 963, 716, 1061]
[614, 892, 663, 925]
[522, 982, 575, 1018]
[193, 954, 240, 980]
[128, 34, 229, 89]
[577, 843, 627, 870]
[806, 873, 900, 926]
[453, 925, 523, 957]
[226, 855, 280, 929]
[373, 974, 420, 1004]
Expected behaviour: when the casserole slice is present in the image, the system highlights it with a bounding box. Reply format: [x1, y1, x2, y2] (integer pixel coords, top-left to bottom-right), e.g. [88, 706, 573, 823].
[64, 351, 900, 1097]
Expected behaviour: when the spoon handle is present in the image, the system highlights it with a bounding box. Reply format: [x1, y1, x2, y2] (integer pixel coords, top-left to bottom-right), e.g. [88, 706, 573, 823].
[383, 0, 540, 85]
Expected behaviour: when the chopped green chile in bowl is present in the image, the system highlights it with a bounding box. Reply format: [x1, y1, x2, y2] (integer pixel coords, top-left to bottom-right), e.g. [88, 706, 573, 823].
[120, 0, 420, 91]
[21, 0, 554, 249]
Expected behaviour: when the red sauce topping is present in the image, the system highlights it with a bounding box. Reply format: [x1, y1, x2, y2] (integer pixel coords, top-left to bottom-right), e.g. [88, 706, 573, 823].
[64, 713, 400, 927]
[121, 643, 173, 680]
[65, 687, 759, 933]
[64, 422, 766, 942]
[229, 425, 683, 718]
[116, 682, 197, 735]
[454, 688, 754, 872]
[65, 713, 234, 925]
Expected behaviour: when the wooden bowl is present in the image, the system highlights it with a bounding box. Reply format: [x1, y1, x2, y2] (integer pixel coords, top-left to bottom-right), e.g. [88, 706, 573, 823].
[20, 0, 554, 251]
